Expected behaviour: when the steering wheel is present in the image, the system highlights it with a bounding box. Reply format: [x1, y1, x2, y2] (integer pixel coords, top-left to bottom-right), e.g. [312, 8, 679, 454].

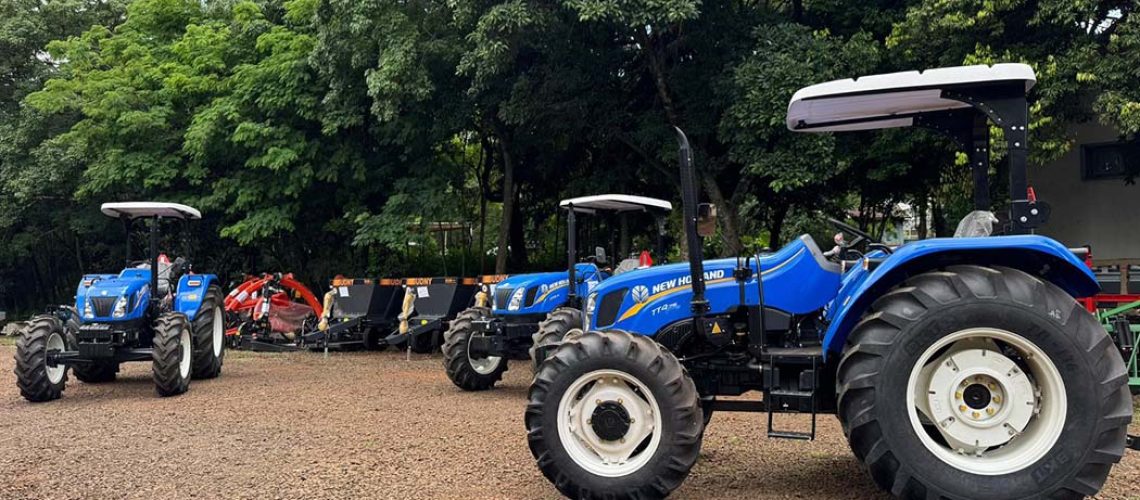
[827, 218, 892, 259]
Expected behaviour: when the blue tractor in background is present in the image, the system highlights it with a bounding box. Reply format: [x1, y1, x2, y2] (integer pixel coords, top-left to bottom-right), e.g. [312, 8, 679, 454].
[15, 202, 225, 401]
[525, 64, 1136, 499]
[442, 194, 671, 391]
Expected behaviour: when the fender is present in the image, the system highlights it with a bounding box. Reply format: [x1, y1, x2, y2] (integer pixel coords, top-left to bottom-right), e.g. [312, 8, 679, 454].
[821, 235, 1099, 359]
[175, 274, 220, 321]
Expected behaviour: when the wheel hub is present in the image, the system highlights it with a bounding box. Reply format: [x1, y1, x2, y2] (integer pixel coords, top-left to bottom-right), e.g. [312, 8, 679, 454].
[962, 383, 991, 410]
[908, 329, 1066, 476]
[590, 401, 632, 441]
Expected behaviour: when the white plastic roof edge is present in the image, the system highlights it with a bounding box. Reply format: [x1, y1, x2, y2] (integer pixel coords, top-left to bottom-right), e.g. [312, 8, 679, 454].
[559, 194, 672, 212]
[100, 202, 202, 220]
[787, 64, 1036, 132]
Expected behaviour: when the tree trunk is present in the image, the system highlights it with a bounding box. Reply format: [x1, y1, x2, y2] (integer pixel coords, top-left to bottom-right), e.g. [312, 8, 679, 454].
[917, 192, 928, 240]
[478, 138, 491, 274]
[494, 133, 515, 274]
[508, 198, 527, 270]
[768, 202, 789, 249]
[701, 176, 743, 255]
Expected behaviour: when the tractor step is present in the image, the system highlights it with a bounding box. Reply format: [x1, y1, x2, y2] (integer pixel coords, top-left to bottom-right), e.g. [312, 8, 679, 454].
[764, 347, 821, 441]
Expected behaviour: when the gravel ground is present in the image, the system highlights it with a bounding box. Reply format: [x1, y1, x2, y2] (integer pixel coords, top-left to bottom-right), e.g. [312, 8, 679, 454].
[0, 346, 1136, 499]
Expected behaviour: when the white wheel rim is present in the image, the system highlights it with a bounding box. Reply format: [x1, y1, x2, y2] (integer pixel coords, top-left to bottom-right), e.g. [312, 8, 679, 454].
[212, 306, 223, 357]
[467, 334, 502, 375]
[179, 325, 192, 379]
[556, 369, 663, 477]
[46, 332, 66, 384]
[906, 328, 1066, 475]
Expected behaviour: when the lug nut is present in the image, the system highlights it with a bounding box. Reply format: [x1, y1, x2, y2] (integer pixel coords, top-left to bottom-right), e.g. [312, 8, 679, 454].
[992, 396, 1001, 404]
[986, 408, 995, 416]
[987, 383, 997, 391]
[959, 405, 968, 412]
[972, 411, 981, 419]
[955, 391, 962, 400]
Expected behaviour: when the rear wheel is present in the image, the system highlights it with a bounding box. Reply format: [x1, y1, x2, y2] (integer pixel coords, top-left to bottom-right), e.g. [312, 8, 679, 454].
[442, 307, 506, 391]
[838, 266, 1131, 499]
[14, 315, 68, 402]
[191, 285, 225, 379]
[153, 312, 192, 397]
[529, 307, 581, 371]
[526, 330, 703, 498]
[73, 361, 118, 383]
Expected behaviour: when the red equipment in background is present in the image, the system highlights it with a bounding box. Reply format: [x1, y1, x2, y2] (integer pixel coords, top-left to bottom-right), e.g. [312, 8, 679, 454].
[224, 273, 323, 350]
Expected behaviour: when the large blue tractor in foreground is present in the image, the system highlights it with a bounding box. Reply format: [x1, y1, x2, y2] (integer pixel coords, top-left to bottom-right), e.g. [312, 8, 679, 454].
[15, 202, 224, 401]
[442, 194, 671, 391]
[526, 64, 1136, 498]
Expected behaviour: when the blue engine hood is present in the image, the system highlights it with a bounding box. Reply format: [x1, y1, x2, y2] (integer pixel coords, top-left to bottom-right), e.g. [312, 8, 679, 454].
[76, 270, 152, 322]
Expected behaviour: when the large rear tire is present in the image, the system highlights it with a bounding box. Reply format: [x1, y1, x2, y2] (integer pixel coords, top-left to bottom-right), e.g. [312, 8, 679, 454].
[528, 307, 581, 371]
[14, 315, 68, 402]
[442, 307, 506, 391]
[73, 361, 118, 383]
[526, 330, 703, 498]
[153, 312, 192, 397]
[837, 265, 1131, 499]
[191, 285, 225, 379]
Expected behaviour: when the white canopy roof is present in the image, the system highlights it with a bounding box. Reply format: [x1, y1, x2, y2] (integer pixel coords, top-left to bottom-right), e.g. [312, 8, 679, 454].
[559, 194, 672, 213]
[787, 64, 1036, 132]
[101, 202, 202, 220]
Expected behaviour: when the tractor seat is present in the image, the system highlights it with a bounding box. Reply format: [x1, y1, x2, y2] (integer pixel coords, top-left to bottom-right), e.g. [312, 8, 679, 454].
[612, 258, 641, 275]
[135, 258, 176, 297]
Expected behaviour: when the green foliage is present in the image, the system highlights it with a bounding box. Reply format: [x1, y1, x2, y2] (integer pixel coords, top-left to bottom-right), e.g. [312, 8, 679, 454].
[2, 0, 1138, 313]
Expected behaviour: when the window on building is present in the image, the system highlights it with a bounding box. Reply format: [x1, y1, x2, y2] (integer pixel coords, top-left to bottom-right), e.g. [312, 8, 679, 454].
[1081, 138, 1139, 181]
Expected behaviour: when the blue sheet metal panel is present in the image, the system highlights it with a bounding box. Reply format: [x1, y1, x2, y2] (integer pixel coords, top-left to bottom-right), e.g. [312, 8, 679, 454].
[820, 235, 1099, 359]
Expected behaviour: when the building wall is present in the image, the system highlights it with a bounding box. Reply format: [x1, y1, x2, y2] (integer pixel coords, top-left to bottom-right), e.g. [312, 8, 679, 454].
[1033, 122, 1140, 260]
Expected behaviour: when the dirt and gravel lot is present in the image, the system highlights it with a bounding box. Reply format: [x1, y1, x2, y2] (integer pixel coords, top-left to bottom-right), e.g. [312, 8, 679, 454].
[0, 344, 1136, 499]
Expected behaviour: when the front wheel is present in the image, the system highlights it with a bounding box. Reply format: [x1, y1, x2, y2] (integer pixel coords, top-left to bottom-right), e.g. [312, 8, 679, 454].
[442, 307, 506, 391]
[191, 285, 225, 379]
[526, 330, 703, 498]
[14, 315, 69, 402]
[838, 265, 1131, 499]
[528, 307, 581, 371]
[153, 312, 192, 397]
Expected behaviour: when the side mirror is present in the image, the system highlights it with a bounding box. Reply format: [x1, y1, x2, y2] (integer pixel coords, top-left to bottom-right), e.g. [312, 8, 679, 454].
[697, 203, 717, 237]
[594, 246, 607, 265]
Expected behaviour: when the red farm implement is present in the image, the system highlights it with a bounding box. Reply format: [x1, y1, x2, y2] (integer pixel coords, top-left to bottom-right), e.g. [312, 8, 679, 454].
[224, 273, 323, 352]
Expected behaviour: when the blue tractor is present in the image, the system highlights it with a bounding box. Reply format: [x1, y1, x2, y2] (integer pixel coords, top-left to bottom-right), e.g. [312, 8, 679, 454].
[15, 202, 225, 401]
[525, 64, 1137, 498]
[442, 194, 671, 391]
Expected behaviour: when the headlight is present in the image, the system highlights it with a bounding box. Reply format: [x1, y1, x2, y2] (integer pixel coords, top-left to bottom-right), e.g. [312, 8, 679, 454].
[507, 287, 526, 311]
[583, 293, 597, 331]
[112, 295, 129, 318]
[83, 298, 94, 319]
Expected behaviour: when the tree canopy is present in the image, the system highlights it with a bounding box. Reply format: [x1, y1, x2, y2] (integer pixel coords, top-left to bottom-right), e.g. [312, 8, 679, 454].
[1, 0, 1136, 312]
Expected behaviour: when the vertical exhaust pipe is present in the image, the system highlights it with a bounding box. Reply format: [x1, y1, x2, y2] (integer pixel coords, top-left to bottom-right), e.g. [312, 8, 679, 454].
[674, 128, 709, 336]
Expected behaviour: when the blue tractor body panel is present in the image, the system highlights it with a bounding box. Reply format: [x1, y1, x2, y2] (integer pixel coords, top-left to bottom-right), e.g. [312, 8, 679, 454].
[76, 272, 152, 322]
[174, 274, 218, 321]
[76, 270, 218, 323]
[491, 263, 606, 316]
[590, 236, 842, 335]
[819, 235, 1098, 359]
[585, 233, 1097, 361]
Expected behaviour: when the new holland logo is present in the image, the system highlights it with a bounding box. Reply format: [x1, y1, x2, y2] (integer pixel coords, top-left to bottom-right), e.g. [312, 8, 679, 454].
[631, 285, 650, 303]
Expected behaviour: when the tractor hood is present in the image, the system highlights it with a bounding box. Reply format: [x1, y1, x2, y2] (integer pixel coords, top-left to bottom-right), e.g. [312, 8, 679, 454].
[75, 270, 152, 322]
[491, 263, 605, 316]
